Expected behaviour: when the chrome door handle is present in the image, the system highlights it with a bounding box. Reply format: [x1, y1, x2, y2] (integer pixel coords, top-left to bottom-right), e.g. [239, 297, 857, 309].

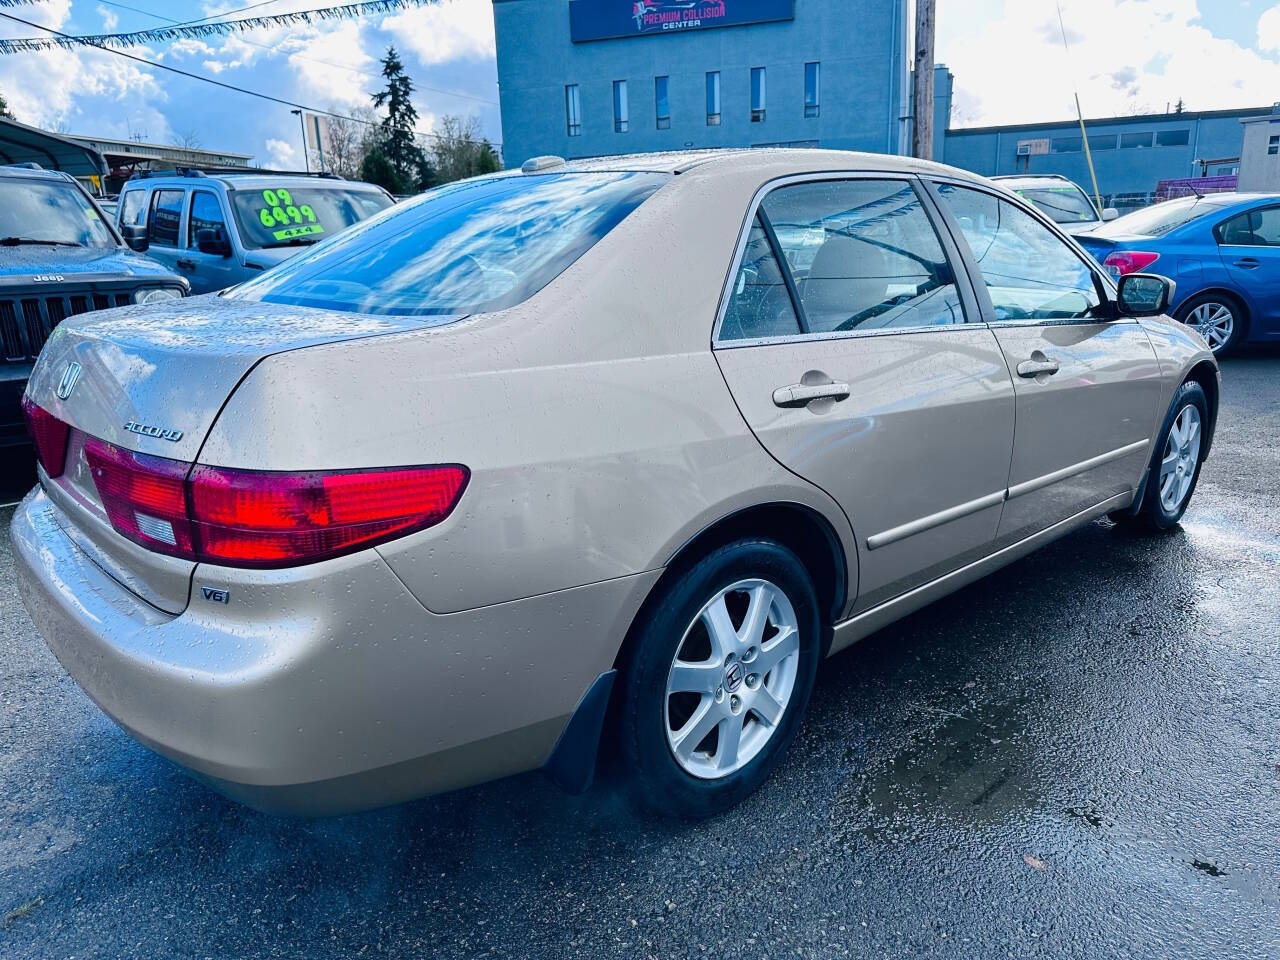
[1016, 357, 1060, 378]
[772, 382, 851, 407]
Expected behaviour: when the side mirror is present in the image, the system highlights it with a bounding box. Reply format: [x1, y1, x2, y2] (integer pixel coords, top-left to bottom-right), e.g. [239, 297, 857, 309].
[1117, 272, 1175, 317]
[120, 223, 148, 253]
[1102, 207, 1120, 222]
[196, 227, 232, 257]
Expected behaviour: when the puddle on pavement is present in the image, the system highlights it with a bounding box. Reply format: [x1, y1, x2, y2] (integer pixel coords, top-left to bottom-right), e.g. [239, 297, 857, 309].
[836, 696, 1036, 844]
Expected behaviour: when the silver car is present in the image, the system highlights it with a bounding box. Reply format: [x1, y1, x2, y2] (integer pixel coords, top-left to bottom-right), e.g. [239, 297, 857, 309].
[13, 150, 1219, 817]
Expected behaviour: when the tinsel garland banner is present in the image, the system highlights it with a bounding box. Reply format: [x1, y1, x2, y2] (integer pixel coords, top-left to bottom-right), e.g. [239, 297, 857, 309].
[0, 0, 438, 54]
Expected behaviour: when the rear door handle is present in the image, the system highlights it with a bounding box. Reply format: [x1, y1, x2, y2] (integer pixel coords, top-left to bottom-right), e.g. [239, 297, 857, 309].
[772, 382, 851, 408]
[1233, 257, 1260, 269]
[1016, 356, 1060, 378]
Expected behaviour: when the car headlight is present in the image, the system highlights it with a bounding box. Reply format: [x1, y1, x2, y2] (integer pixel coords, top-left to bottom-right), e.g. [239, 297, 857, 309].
[134, 286, 185, 305]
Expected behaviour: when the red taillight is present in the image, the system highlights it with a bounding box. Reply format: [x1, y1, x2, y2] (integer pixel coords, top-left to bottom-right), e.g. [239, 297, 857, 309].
[83, 436, 468, 568]
[1102, 250, 1160, 277]
[188, 464, 469, 567]
[22, 397, 71, 478]
[85, 438, 196, 558]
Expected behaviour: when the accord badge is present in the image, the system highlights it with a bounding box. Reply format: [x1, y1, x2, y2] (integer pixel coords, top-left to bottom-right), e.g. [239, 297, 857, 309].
[123, 420, 183, 442]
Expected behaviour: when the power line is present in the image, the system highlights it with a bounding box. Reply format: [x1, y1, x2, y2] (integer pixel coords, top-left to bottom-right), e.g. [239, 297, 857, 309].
[0, 9, 501, 149]
[92, 0, 498, 106]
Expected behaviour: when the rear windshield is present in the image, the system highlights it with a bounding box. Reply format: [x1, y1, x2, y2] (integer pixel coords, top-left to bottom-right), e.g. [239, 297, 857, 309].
[228, 172, 669, 316]
[1093, 196, 1232, 239]
[228, 185, 393, 250]
[1013, 186, 1099, 225]
[0, 177, 117, 248]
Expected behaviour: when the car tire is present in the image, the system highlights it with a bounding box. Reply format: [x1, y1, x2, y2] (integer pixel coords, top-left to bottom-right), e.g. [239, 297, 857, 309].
[617, 539, 821, 819]
[1112, 380, 1209, 533]
[1176, 292, 1246, 357]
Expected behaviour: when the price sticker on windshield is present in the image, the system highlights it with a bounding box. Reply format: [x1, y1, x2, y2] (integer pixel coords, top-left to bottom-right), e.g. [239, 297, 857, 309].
[255, 188, 325, 241]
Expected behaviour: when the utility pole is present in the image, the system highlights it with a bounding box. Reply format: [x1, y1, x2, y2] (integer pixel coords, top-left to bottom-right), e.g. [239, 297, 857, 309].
[912, 0, 936, 160]
[291, 108, 310, 173]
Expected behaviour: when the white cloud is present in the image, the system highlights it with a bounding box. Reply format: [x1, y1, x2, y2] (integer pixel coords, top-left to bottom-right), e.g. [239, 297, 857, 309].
[380, 0, 495, 65]
[265, 137, 298, 168]
[940, 0, 1280, 127]
[287, 20, 376, 109]
[96, 4, 119, 32]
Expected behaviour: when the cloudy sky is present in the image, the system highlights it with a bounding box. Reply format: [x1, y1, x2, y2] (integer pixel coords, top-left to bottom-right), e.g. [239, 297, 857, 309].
[0, 0, 1277, 165]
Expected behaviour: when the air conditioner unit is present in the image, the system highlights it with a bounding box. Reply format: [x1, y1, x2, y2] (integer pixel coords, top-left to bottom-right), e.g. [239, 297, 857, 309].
[1016, 143, 1032, 156]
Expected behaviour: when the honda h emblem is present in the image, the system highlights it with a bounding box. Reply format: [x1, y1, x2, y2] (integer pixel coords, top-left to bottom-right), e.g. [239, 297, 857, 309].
[56, 361, 81, 400]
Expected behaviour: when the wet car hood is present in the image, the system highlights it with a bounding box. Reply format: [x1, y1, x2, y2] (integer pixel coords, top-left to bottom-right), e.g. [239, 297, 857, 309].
[0, 244, 183, 282]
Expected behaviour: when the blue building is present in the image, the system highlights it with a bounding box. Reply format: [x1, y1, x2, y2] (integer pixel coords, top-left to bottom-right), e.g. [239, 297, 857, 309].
[939, 69, 1266, 211]
[492, 0, 913, 165]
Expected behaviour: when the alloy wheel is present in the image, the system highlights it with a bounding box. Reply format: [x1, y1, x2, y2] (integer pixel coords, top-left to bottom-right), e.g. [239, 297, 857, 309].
[1187, 302, 1234, 353]
[1159, 404, 1202, 514]
[664, 579, 801, 780]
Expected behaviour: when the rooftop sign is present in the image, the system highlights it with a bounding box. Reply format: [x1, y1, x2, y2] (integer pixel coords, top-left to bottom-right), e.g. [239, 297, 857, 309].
[570, 1, 795, 43]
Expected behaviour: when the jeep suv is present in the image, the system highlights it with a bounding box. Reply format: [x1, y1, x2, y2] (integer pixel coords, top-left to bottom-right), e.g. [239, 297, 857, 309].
[1, 164, 187, 450]
[116, 170, 394, 294]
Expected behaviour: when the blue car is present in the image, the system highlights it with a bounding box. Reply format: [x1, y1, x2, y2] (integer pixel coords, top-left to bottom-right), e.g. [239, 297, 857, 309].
[1076, 193, 1280, 355]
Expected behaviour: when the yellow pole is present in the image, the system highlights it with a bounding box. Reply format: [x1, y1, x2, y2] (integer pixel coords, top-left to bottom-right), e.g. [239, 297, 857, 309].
[1075, 93, 1103, 216]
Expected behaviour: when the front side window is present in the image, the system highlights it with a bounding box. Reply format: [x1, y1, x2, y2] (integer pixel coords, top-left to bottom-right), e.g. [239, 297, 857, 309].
[721, 217, 801, 341]
[228, 185, 392, 250]
[763, 179, 965, 333]
[228, 172, 668, 317]
[751, 67, 766, 122]
[0, 177, 117, 248]
[936, 183, 1103, 323]
[655, 76, 670, 130]
[147, 189, 185, 247]
[188, 191, 227, 246]
[613, 80, 629, 133]
[565, 84, 582, 137]
[118, 188, 146, 228]
[804, 62, 820, 119]
[706, 72, 721, 125]
[1217, 206, 1280, 246]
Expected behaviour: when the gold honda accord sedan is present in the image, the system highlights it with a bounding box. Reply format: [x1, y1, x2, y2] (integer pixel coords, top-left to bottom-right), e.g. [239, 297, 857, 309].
[13, 150, 1219, 817]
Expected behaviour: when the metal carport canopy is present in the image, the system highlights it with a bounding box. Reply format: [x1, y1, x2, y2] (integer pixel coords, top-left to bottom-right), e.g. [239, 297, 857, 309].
[0, 116, 107, 179]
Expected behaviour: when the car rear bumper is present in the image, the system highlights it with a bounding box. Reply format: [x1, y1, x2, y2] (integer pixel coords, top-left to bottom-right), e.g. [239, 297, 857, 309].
[11, 486, 656, 815]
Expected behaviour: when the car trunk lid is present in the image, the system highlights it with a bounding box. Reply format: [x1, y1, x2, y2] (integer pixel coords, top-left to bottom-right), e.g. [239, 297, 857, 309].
[26, 298, 451, 613]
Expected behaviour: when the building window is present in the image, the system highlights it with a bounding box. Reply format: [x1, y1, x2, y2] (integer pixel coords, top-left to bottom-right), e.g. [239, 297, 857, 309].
[706, 71, 721, 126]
[1269, 135, 1279, 156]
[804, 62, 820, 119]
[655, 76, 670, 130]
[1089, 135, 1117, 151]
[565, 84, 581, 137]
[1121, 131, 1153, 149]
[1156, 129, 1190, 147]
[751, 67, 766, 122]
[1051, 136, 1081, 153]
[613, 80, 629, 133]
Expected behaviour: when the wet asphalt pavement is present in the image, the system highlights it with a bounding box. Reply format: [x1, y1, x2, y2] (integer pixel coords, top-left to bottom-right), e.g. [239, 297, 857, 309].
[2, 351, 1279, 960]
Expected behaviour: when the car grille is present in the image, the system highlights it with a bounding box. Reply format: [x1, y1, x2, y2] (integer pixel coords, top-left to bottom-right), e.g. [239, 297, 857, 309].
[0, 290, 134, 363]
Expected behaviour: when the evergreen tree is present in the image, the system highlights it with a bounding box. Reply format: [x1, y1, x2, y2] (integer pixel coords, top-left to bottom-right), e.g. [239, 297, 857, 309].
[360, 147, 411, 196]
[0, 91, 14, 120]
[371, 47, 423, 185]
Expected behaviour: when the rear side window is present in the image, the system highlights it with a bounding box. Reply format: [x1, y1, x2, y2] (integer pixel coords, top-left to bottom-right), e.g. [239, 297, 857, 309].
[762, 179, 966, 333]
[118, 189, 146, 227]
[1216, 207, 1280, 246]
[188, 191, 227, 245]
[721, 217, 801, 341]
[936, 184, 1102, 322]
[229, 172, 668, 316]
[148, 189, 184, 247]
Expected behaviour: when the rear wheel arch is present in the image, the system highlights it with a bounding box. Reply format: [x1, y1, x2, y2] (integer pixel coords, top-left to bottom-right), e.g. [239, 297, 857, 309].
[1177, 287, 1251, 336]
[616, 503, 849, 672]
